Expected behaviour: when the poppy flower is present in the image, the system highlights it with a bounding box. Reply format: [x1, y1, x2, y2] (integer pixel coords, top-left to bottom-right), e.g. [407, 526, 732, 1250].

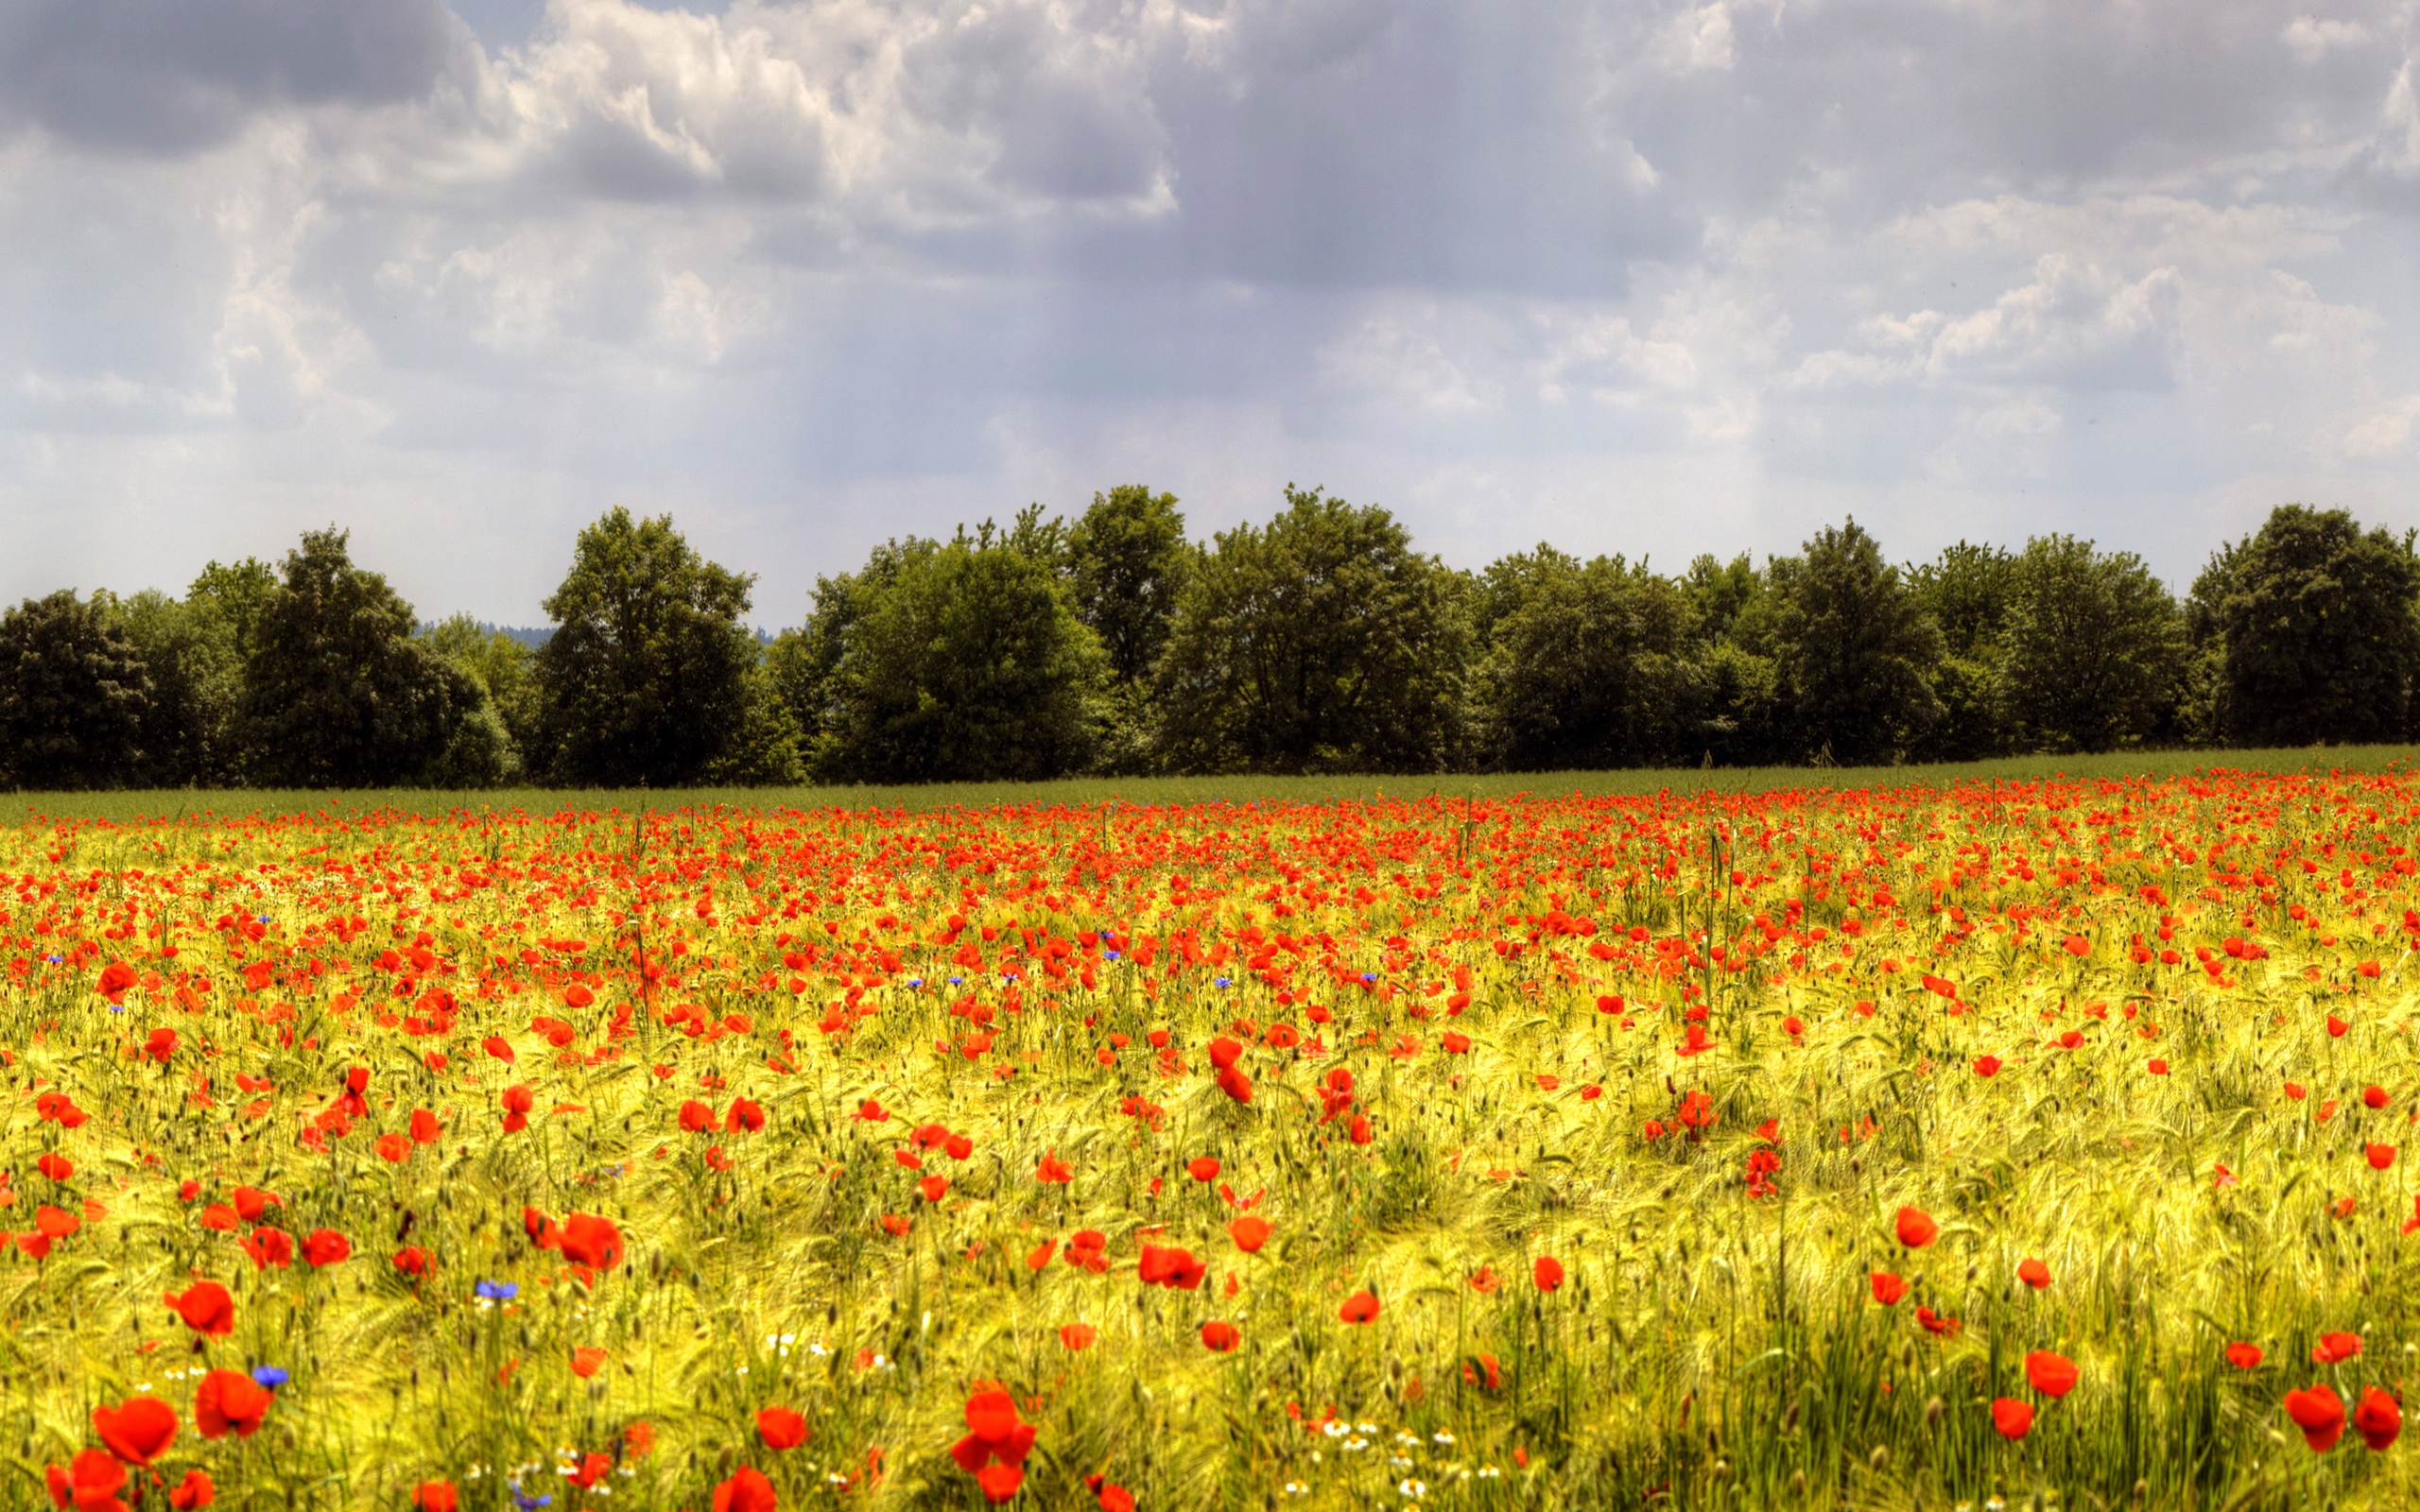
[1138, 1244, 1206, 1290]
[571, 1347, 608, 1379]
[164, 1280, 235, 1336]
[918, 1176, 949, 1203]
[1973, 1056, 2000, 1077]
[409, 1108, 441, 1144]
[559, 1212, 624, 1271]
[974, 1464, 1024, 1503]
[2368, 1143, 2397, 1170]
[679, 1100, 716, 1133]
[1228, 1215, 1271, 1252]
[2024, 1351, 2078, 1399]
[2312, 1332, 2361, 1365]
[1187, 1157, 1220, 1182]
[2286, 1384, 2346, 1451]
[711, 1467, 777, 1512]
[2354, 1385, 2402, 1452]
[2224, 1342, 2263, 1370]
[301, 1229, 351, 1267]
[1339, 1291, 1381, 1324]
[1096, 1483, 1136, 1512]
[231, 1187, 280, 1222]
[1035, 1152, 1074, 1184]
[93, 1396, 178, 1466]
[374, 1133, 411, 1163]
[50, 1451, 128, 1512]
[1060, 1323, 1097, 1350]
[194, 1370, 272, 1439]
[2365, 1085, 2390, 1109]
[1201, 1320, 1239, 1351]
[1534, 1256, 1565, 1292]
[411, 1483, 458, 1512]
[756, 1406, 807, 1449]
[1991, 1398, 2033, 1440]
[167, 1470, 215, 1510]
[1469, 1265, 1500, 1293]
[2016, 1257, 2051, 1289]
[1870, 1271, 1908, 1306]
[728, 1098, 767, 1133]
[1894, 1208, 1938, 1248]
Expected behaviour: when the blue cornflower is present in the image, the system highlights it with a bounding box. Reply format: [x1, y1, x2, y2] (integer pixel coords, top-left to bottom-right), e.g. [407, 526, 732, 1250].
[475, 1280, 518, 1301]
[251, 1366, 290, 1388]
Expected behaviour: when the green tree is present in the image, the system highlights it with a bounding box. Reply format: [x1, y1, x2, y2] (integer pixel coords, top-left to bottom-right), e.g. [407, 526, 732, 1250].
[533, 508, 784, 786]
[1155, 487, 1468, 774]
[1908, 542, 2018, 661]
[2189, 505, 2420, 747]
[0, 590, 153, 790]
[1997, 535, 2185, 753]
[811, 537, 1105, 783]
[1067, 487, 1192, 685]
[1773, 520, 1943, 765]
[102, 588, 246, 785]
[1476, 546, 1703, 770]
[417, 614, 538, 787]
[241, 529, 476, 788]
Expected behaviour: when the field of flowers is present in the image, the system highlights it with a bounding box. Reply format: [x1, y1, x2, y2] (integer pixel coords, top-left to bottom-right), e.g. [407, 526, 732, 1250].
[8, 767, 2420, 1511]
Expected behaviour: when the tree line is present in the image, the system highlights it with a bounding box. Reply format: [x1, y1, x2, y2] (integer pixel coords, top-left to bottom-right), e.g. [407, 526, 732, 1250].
[2, 492, 2413, 790]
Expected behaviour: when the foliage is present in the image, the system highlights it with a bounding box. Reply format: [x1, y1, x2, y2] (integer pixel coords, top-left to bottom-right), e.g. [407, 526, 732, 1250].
[809, 537, 1105, 783]
[2191, 505, 2420, 746]
[1998, 535, 2187, 753]
[1774, 520, 1944, 764]
[239, 530, 475, 789]
[0, 590, 152, 790]
[1475, 546, 1703, 770]
[1907, 541, 2018, 662]
[100, 588, 248, 787]
[1155, 487, 1469, 774]
[1067, 486, 1192, 690]
[533, 508, 766, 787]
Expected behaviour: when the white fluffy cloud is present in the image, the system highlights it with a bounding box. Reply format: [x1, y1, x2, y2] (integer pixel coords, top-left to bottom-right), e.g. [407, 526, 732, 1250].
[1, 0, 2417, 620]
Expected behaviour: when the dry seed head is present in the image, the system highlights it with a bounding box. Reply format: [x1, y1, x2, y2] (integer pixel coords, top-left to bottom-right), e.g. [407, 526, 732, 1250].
[1869, 1445, 1890, 1472]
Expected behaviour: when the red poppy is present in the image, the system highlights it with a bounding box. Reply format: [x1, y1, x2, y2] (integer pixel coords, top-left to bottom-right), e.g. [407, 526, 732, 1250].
[164, 1281, 235, 1337]
[2286, 1384, 2346, 1451]
[1228, 1215, 1271, 1252]
[1201, 1320, 1239, 1351]
[1533, 1256, 1565, 1292]
[679, 1100, 716, 1133]
[559, 1212, 624, 1271]
[711, 1467, 776, 1512]
[1339, 1291, 1381, 1324]
[1469, 1265, 1500, 1293]
[166, 1470, 215, 1510]
[2313, 1332, 2362, 1365]
[2224, 1342, 2263, 1370]
[756, 1406, 807, 1449]
[145, 1028, 178, 1063]
[231, 1187, 280, 1222]
[2368, 1143, 2397, 1170]
[302, 1229, 351, 1267]
[571, 1347, 608, 1379]
[1060, 1323, 1097, 1350]
[2354, 1385, 2402, 1452]
[2365, 1085, 2390, 1108]
[93, 1396, 178, 1466]
[393, 1246, 430, 1275]
[2016, 1257, 2051, 1289]
[412, 1481, 458, 1512]
[1894, 1208, 1938, 1248]
[374, 1133, 411, 1163]
[409, 1108, 441, 1144]
[50, 1451, 128, 1512]
[481, 1036, 515, 1063]
[1973, 1055, 2000, 1077]
[1138, 1244, 1205, 1290]
[1991, 1398, 2033, 1440]
[728, 1098, 767, 1133]
[1035, 1152, 1074, 1184]
[974, 1464, 1024, 1503]
[194, 1370, 272, 1439]
[1187, 1157, 1220, 1182]
[1870, 1271, 1908, 1306]
[2024, 1351, 2078, 1399]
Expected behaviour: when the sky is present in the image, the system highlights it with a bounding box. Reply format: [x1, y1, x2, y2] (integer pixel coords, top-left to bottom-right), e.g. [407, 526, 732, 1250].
[3, 0, 2418, 627]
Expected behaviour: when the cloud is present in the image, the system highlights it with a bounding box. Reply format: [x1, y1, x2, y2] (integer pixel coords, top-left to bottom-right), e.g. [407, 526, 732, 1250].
[0, 0, 2418, 622]
[0, 0, 465, 154]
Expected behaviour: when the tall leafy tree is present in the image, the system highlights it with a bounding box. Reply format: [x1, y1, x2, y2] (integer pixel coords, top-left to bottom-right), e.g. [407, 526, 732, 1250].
[1477, 546, 1702, 770]
[0, 590, 153, 790]
[1155, 487, 1468, 774]
[1997, 535, 2185, 753]
[809, 536, 1105, 783]
[240, 529, 475, 787]
[2190, 505, 2420, 746]
[1904, 541, 2020, 763]
[1067, 486, 1191, 684]
[1773, 520, 1943, 765]
[534, 508, 782, 786]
